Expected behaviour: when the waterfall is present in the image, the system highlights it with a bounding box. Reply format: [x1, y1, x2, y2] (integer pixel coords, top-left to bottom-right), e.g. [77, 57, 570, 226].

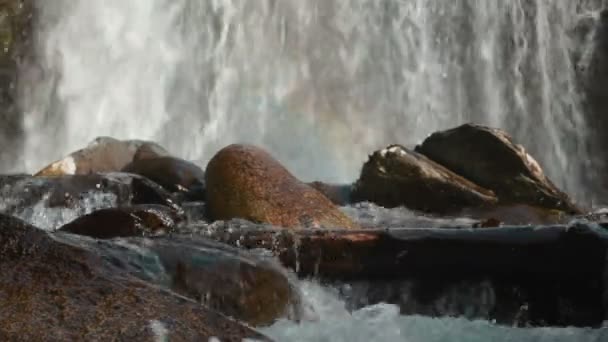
[18, 0, 608, 200]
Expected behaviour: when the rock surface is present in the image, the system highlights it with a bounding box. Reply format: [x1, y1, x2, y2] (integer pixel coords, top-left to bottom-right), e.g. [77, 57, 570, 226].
[122, 156, 206, 201]
[415, 124, 581, 214]
[307, 181, 353, 206]
[152, 236, 302, 327]
[0, 173, 181, 218]
[205, 144, 359, 229]
[58, 205, 182, 238]
[351, 144, 497, 214]
[0, 214, 269, 341]
[35, 137, 169, 177]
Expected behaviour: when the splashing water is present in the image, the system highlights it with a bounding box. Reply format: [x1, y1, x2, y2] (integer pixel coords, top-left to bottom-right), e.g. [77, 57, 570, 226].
[17, 0, 605, 199]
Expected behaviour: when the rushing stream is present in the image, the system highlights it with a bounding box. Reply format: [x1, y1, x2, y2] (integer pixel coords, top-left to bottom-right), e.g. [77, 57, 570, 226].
[8, 0, 608, 340]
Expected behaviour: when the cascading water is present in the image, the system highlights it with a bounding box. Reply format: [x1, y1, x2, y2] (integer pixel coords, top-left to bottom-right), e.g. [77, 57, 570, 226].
[17, 0, 607, 200]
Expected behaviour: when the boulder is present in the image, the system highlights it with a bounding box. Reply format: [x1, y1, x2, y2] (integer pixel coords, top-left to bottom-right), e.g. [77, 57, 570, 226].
[415, 124, 581, 214]
[151, 236, 302, 326]
[122, 156, 206, 201]
[35, 137, 169, 176]
[0, 214, 268, 341]
[205, 144, 359, 229]
[351, 144, 497, 214]
[58, 205, 182, 239]
[0, 173, 181, 217]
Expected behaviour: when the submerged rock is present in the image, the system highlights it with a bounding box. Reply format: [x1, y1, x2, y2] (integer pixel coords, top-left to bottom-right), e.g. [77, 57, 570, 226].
[122, 156, 206, 201]
[35, 137, 169, 177]
[58, 205, 182, 239]
[0, 214, 269, 341]
[415, 124, 581, 214]
[205, 144, 359, 229]
[351, 144, 497, 214]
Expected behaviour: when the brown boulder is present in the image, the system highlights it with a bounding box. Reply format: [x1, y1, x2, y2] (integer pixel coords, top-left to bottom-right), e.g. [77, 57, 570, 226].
[0, 214, 268, 341]
[35, 137, 169, 177]
[122, 156, 205, 201]
[415, 124, 581, 214]
[58, 205, 182, 238]
[351, 144, 497, 214]
[205, 144, 359, 229]
[152, 236, 302, 327]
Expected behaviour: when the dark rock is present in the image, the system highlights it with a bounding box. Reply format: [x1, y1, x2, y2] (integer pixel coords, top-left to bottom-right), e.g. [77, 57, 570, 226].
[58, 205, 182, 239]
[205, 144, 359, 229]
[351, 144, 497, 214]
[122, 156, 206, 201]
[0, 214, 269, 341]
[151, 236, 302, 327]
[459, 203, 570, 226]
[415, 124, 581, 214]
[307, 181, 352, 206]
[0, 173, 181, 216]
[206, 224, 608, 327]
[35, 137, 170, 176]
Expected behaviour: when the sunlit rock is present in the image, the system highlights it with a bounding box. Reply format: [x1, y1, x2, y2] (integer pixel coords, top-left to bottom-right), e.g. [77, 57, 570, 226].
[0, 214, 269, 340]
[351, 144, 497, 214]
[58, 204, 182, 239]
[122, 156, 205, 201]
[416, 124, 581, 214]
[35, 137, 169, 176]
[205, 144, 359, 229]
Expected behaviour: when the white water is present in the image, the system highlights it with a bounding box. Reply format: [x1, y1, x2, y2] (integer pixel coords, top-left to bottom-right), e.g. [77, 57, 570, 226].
[19, 0, 605, 199]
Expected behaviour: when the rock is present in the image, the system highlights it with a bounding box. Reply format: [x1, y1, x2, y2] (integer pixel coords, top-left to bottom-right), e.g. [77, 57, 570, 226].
[351, 144, 497, 214]
[0, 173, 181, 216]
[307, 181, 352, 206]
[415, 124, 581, 214]
[206, 223, 608, 327]
[0, 214, 269, 341]
[122, 156, 206, 201]
[58, 205, 182, 239]
[151, 236, 302, 327]
[460, 204, 570, 226]
[205, 144, 359, 229]
[35, 137, 169, 177]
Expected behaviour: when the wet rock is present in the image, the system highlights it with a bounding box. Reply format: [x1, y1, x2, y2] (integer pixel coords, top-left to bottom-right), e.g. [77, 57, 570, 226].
[151, 236, 302, 327]
[58, 205, 182, 239]
[307, 181, 352, 206]
[206, 223, 608, 327]
[351, 144, 497, 214]
[415, 124, 581, 214]
[0, 214, 269, 341]
[460, 203, 570, 226]
[0, 173, 181, 216]
[122, 156, 206, 201]
[35, 137, 169, 176]
[205, 144, 359, 229]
